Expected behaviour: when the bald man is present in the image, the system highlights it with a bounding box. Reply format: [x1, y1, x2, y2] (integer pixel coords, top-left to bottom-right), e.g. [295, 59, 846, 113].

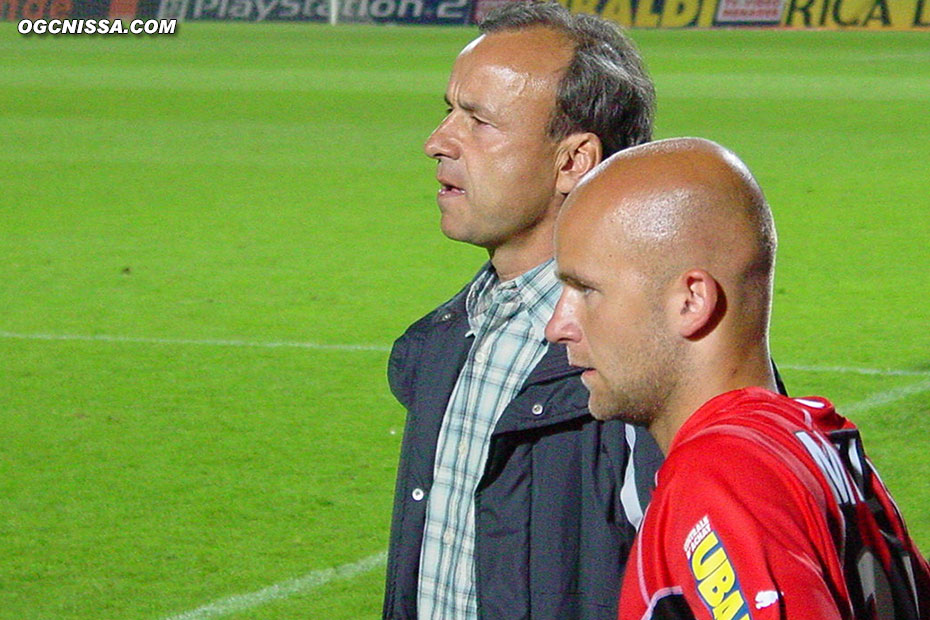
[546, 138, 930, 620]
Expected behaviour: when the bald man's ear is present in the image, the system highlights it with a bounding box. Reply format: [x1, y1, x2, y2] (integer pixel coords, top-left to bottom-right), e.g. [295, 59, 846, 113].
[555, 133, 602, 195]
[673, 270, 722, 339]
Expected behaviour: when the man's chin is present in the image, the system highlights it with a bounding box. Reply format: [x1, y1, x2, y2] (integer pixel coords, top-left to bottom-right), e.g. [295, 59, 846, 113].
[588, 393, 652, 426]
[439, 215, 474, 244]
[584, 379, 616, 420]
[439, 220, 497, 250]
[588, 394, 623, 421]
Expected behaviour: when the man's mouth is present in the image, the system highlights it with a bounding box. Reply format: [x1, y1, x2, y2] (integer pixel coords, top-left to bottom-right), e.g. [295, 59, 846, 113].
[439, 182, 465, 196]
[437, 175, 465, 196]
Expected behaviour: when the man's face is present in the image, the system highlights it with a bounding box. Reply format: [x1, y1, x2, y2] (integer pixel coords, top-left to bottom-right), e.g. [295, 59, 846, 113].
[424, 28, 572, 251]
[545, 198, 683, 424]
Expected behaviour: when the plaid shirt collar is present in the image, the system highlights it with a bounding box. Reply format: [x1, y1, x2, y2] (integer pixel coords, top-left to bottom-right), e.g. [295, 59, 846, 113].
[465, 258, 560, 341]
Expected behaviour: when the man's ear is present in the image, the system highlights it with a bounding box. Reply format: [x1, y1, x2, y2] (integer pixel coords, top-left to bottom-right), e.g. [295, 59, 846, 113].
[556, 132, 602, 195]
[672, 269, 723, 339]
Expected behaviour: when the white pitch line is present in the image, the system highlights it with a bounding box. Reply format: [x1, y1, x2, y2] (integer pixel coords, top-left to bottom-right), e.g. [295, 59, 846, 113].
[840, 377, 930, 416]
[780, 363, 930, 378]
[162, 550, 387, 620]
[0, 331, 392, 353]
[4, 331, 930, 378]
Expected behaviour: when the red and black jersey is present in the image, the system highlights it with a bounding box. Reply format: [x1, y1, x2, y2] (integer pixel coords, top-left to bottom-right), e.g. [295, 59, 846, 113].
[619, 387, 930, 620]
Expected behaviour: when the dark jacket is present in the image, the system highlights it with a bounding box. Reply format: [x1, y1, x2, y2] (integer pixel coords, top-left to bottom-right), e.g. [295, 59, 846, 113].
[383, 276, 664, 620]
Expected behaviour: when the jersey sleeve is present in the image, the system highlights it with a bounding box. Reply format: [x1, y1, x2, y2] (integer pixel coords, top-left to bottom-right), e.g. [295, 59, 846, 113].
[644, 431, 847, 620]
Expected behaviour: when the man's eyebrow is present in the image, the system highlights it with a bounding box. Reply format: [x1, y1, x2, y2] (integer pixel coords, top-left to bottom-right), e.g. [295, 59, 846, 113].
[444, 95, 482, 115]
[557, 271, 595, 290]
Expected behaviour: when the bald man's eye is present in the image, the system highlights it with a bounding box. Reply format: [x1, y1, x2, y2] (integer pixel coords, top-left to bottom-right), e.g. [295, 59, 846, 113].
[581, 282, 603, 298]
[569, 282, 595, 297]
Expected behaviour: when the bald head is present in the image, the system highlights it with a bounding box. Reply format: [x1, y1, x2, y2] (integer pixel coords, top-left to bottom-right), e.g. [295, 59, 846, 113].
[547, 138, 779, 440]
[560, 138, 776, 333]
[573, 138, 771, 269]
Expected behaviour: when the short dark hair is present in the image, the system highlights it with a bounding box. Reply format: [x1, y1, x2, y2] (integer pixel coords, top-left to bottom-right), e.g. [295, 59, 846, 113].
[479, 1, 654, 156]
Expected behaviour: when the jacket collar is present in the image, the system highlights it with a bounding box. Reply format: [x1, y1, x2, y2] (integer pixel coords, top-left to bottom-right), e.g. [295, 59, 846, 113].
[431, 263, 579, 386]
[428, 266, 477, 326]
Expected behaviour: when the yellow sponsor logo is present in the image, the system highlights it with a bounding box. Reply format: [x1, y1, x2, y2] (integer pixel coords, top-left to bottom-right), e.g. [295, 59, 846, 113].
[689, 527, 750, 620]
[556, 0, 713, 28]
[783, 0, 930, 28]
[556, 0, 930, 29]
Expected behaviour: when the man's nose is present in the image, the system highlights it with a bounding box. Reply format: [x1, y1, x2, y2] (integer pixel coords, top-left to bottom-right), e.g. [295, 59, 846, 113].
[546, 290, 582, 345]
[423, 114, 460, 160]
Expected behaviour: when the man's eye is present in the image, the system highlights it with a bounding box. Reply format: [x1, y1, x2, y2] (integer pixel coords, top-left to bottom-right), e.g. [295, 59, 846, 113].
[577, 284, 597, 297]
[566, 284, 589, 296]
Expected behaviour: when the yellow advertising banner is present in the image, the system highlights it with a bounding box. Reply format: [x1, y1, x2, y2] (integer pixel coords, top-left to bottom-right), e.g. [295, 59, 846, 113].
[783, 0, 929, 28]
[557, 0, 715, 27]
[556, 0, 930, 29]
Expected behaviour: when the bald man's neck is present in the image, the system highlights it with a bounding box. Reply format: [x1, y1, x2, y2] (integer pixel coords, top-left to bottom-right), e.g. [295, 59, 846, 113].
[650, 341, 778, 453]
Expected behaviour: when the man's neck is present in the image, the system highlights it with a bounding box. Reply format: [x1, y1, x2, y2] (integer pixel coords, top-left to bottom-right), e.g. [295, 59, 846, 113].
[491, 253, 553, 282]
[488, 228, 556, 282]
[650, 350, 778, 454]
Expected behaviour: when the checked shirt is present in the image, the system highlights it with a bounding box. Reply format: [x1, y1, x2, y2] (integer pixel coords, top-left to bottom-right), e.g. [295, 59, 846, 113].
[416, 259, 560, 620]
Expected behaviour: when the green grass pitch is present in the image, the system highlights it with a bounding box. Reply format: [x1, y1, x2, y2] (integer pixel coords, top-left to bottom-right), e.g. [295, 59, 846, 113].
[1, 20, 928, 619]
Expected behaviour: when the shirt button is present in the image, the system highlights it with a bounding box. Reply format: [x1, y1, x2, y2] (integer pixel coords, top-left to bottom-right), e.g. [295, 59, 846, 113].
[474, 350, 487, 364]
[531, 403, 544, 416]
[439, 312, 453, 322]
[443, 530, 454, 545]
[458, 440, 468, 457]
[411, 488, 425, 501]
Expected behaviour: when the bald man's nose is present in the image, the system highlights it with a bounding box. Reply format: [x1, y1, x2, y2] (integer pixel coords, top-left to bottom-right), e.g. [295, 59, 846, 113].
[546, 292, 582, 344]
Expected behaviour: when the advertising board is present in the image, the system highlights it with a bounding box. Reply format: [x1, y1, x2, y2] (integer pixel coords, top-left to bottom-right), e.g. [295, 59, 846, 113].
[154, 0, 472, 22]
[553, 0, 929, 28]
[4, 0, 927, 30]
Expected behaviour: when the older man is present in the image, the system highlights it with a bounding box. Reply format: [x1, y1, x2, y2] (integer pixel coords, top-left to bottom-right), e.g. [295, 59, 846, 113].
[546, 138, 930, 620]
[383, 3, 660, 619]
